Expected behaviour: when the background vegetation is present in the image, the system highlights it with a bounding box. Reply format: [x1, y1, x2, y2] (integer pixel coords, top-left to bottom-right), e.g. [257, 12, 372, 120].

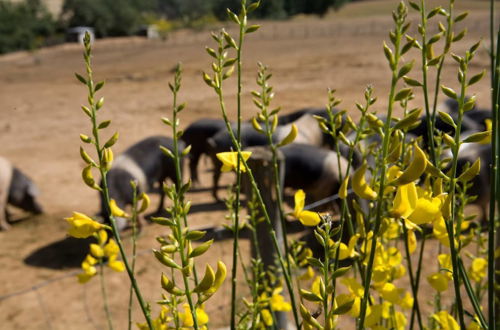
[0, 0, 350, 54]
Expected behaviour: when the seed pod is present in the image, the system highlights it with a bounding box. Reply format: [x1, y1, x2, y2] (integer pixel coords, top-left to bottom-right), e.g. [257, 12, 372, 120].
[102, 148, 113, 171]
[82, 165, 102, 191]
[392, 144, 427, 185]
[352, 162, 377, 200]
[137, 192, 150, 213]
[457, 158, 481, 182]
[189, 240, 213, 258]
[104, 132, 119, 148]
[193, 264, 215, 293]
[277, 124, 298, 147]
[339, 176, 349, 200]
[80, 147, 95, 165]
[252, 117, 263, 133]
[154, 250, 182, 269]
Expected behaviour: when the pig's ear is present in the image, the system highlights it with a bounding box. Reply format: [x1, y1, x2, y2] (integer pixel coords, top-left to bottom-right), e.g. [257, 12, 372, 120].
[27, 183, 40, 197]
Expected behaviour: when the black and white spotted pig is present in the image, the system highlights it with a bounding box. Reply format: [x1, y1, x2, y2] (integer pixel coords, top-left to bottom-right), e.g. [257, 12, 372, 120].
[0, 157, 43, 230]
[280, 143, 348, 206]
[100, 136, 184, 229]
[181, 118, 227, 186]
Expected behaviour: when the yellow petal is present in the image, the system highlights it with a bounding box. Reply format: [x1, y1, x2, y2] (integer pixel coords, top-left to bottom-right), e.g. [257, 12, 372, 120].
[90, 243, 104, 258]
[427, 273, 450, 292]
[110, 199, 128, 217]
[294, 189, 306, 217]
[108, 260, 125, 272]
[391, 183, 418, 219]
[65, 212, 103, 238]
[298, 210, 321, 226]
[408, 196, 442, 224]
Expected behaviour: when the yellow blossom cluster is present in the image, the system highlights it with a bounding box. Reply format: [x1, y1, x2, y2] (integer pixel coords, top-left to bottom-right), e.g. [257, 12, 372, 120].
[77, 229, 125, 283]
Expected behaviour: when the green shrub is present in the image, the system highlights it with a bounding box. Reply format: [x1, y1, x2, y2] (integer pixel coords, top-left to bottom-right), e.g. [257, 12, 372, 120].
[0, 0, 55, 54]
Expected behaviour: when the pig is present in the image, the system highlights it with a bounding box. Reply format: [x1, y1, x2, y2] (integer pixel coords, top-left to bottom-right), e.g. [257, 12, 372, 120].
[280, 143, 348, 206]
[208, 114, 337, 200]
[181, 118, 227, 186]
[100, 136, 184, 230]
[0, 156, 43, 230]
[278, 107, 331, 125]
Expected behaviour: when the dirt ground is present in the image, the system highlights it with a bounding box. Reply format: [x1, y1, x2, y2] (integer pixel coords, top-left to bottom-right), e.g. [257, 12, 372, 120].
[0, 1, 495, 329]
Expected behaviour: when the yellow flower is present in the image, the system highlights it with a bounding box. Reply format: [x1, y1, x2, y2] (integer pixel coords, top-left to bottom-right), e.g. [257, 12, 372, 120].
[469, 258, 487, 282]
[293, 189, 321, 226]
[390, 183, 418, 219]
[109, 199, 128, 217]
[108, 255, 125, 272]
[78, 254, 98, 283]
[216, 151, 252, 172]
[400, 292, 413, 310]
[338, 234, 360, 260]
[478, 119, 492, 144]
[104, 239, 120, 257]
[379, 283, 404, 304]
[298, 266, 315, 281]
[407, 229, 417, 254]
[433, 311, 460, 330]
[433, 216, 451, 247]
[335, 293, 360, 317]
[65, 212, 103, 238]
[90, 243, 104, 258]
[179, 304, 209, 327]
[341, 277, 364, 297]
[261, 309, 273, 327]
[427, 273, 450, 292]
[394, 311, 407, 330]
[270, 287, 292, 312]
[408, 195, 442, 225]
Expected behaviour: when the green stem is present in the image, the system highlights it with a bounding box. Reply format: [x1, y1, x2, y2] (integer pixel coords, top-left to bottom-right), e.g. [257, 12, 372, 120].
[401, 221, 423, 329]
[230, 11, 246, 330]
[99, 262, 114, 330]
[82, 42, 153, 328]
[358, 12, 404, 328]
[458, 258, 488, 329]
[127, 187, 139, 330]
[419, 0, 437, 165]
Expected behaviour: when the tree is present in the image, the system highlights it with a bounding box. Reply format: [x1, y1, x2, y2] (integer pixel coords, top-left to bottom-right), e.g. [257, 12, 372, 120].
[61, 0, 155, 37]
[0, 0, 55, 54]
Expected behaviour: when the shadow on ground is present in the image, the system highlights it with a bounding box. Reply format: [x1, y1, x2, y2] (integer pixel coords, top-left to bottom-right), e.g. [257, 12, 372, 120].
[24, 236, 95, 269]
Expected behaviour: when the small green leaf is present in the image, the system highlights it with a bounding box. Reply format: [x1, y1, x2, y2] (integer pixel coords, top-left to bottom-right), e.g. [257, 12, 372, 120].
[332, 266, 352, 279]
[408, 1, 419, 11]
[463, 131, 491, 143]
[299, 289, 323, 302]
[332, 299, 355, 315]
[103, 132, 119, 148]
[441, 85, 457, 99]
[468, 70, 485, 86]
[403, 76, 423, 87]
[75, 73, 87, 84]
[394, 88, 412, 101]
[189, 240, 214, 258]
[94, 81, 105, 92]
[454, 12, 468, 23]
[98, 120, 111, 129]
[186, 230, 206, 240]
[245, 25, 260, 34]
[438, 111, 456, 128]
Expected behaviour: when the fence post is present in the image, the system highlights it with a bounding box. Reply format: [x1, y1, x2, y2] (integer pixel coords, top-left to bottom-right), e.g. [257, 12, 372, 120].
[242, 146, 288, 329]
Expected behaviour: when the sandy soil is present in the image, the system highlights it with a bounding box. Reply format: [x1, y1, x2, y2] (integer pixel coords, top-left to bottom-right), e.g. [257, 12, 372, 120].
[0, 1, 495, 329]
